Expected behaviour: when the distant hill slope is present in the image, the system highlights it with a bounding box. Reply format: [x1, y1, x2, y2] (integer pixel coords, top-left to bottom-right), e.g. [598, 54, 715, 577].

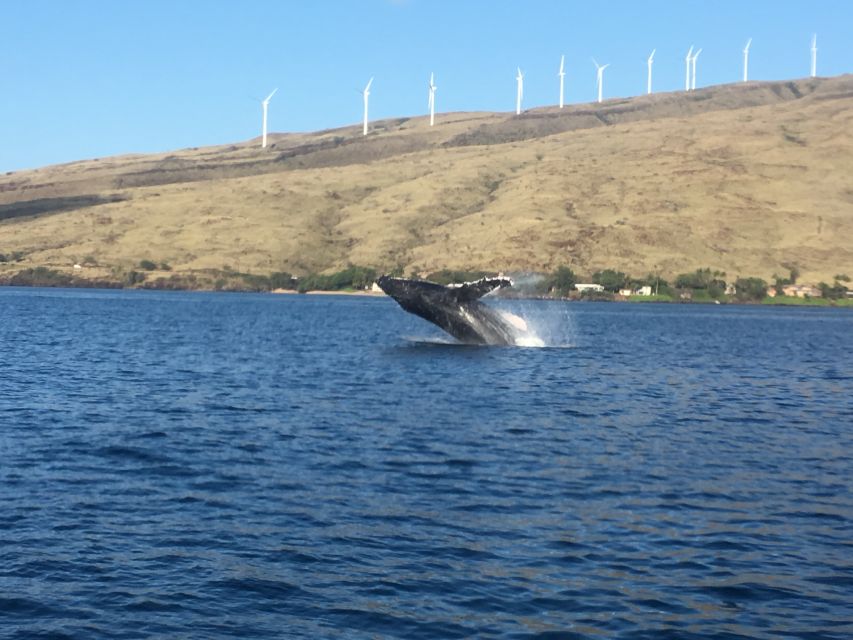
[1, 75, 852, 284]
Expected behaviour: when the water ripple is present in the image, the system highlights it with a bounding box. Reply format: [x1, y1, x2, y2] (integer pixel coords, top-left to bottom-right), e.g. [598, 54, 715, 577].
[1, 290, 851, 639]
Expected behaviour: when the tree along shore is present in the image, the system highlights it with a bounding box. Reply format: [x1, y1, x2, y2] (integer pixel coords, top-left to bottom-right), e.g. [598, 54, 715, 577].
[0, 264, 850, 307]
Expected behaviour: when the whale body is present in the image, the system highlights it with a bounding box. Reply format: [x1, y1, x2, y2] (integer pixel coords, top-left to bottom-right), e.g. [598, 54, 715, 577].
[376, 275, 526, 345]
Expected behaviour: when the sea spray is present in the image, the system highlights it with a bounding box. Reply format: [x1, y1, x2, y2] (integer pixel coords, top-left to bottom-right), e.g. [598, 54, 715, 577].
[504, 272, 548, 293]
[490, 298, 577, 348]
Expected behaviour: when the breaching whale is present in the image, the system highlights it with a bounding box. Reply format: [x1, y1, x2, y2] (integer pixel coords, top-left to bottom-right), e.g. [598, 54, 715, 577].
[376, 275, 538, 346]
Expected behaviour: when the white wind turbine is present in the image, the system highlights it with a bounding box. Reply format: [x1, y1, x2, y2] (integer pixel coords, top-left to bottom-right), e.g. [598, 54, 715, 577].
[362, 77, 373, 136]
[647, 49, 655, 94]
[685, 45, 694, 91]
[691, 48, 702, 90]
[743, 38, 752, 82]
[261, 88, 277, 148]
[428, 72, 436, 126]
[516, 67, 524, 115]
[811, 34, 817, 77]
[592, 58, 609, 104]
[558, 55, 566, 108]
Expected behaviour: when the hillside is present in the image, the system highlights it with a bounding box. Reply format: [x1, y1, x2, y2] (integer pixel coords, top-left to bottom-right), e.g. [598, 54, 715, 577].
[2, 75, 852, 286]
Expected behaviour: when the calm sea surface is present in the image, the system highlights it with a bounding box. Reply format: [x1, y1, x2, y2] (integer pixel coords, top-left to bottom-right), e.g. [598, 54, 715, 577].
[1, 288, 851, 639]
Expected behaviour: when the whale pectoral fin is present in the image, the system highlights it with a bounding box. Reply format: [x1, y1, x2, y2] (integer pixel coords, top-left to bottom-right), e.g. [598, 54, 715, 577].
[452, 277, 512, 302]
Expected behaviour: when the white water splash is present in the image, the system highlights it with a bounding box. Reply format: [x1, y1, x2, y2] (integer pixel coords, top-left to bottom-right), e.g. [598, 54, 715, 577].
[402, 299, 575, 348]
[494, 300, 577, 348]
[514, 334, 547, 348]
[497, 310, 545, 347]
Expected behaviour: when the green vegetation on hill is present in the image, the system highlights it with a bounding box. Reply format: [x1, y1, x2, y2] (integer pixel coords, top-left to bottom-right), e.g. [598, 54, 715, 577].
[296, 266, 377, 293]
[734, 277, 769, 302]
[772, 264, 801, 295]
[592, 269, 629, 293]
[819, 274, 851, 300]
[7, 267, 74, 287]
[0, 266, 120, 288]
[675, 268, 728, 299]
[0, 251, 25, 263]
[537, 266, 577, 297]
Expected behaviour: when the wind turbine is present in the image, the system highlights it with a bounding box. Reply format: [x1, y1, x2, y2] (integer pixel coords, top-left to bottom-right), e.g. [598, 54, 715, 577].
[743, 38, 752, 82]
[362, 77, 373, 136]
[516, 67, 524, 115]
[691, 48, 702, 90]
[428, 72, 436, 126]
[261, 88, 277, 148]
[647, 49, 655, 94]
[558, 55, 565, 108]
[811, 34, 817, 77]
[685, 46, 694, 91]
[592, 58, 609, 103]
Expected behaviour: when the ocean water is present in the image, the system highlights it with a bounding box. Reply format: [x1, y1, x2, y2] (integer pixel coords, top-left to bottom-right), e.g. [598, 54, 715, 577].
[0, 288, 851, 639]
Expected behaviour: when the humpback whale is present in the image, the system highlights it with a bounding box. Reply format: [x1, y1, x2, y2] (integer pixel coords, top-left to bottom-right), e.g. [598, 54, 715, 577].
[376, 275, 539, 346]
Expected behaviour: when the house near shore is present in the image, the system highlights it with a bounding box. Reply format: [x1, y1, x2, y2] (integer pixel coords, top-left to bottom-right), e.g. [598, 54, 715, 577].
[575, 283, 605, 293]
[618, 286, 653, 296]
[782, 284, 822, 298]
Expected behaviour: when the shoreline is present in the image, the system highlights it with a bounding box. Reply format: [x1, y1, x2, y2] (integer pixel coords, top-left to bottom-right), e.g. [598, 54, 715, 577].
[1, 282, 851, 307]
[270, 288, 385, 297]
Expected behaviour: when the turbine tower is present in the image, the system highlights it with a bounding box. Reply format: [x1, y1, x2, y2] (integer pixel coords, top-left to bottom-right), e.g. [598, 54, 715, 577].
[516, 67, 524, 115]
[558, 55, 565, 108]
[428, 72, 436, 126]
[743, 38, 752, 82]
[592, 58, 609, 104]
[685, 46, 694, 91]
[647, 49, 655, 94]
[691, 48, 702, 90]
[261, 88, 277, 149]
[362, 77, 373, 136]
[811, 34, 817, 77]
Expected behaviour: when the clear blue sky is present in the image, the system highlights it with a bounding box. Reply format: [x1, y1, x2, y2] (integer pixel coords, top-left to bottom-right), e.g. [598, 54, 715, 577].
[2, 0, 850, 172]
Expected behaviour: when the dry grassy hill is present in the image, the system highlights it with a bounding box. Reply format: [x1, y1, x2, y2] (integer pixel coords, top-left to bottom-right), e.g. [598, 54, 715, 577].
[2, 75, 852, 286]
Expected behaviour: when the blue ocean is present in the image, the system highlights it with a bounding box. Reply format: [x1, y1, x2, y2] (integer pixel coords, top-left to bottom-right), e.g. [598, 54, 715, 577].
[1, 288, 851, 639]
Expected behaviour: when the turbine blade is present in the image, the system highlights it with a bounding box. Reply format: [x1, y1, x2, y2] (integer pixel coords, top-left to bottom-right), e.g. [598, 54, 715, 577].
[648, 48, 656, 62]
[365, 77, 373, 92]
[591, 57, 599, 69]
